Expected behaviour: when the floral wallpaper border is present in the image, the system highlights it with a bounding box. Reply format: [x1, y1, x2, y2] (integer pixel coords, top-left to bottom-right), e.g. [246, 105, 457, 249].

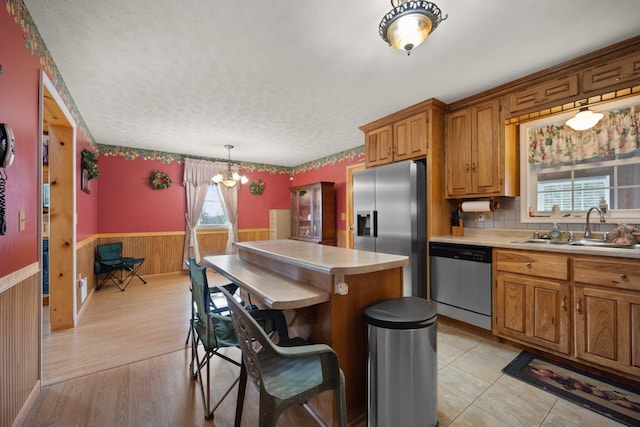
[4, 0, 95, 144]
[98, 144, 365, 175]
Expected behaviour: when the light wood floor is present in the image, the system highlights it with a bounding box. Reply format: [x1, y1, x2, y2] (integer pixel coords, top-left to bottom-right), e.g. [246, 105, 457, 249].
[26, 272, 328, 426]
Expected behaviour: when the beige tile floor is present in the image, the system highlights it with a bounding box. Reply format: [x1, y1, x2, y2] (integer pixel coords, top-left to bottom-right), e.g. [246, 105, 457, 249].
[436, 323, 627, 427]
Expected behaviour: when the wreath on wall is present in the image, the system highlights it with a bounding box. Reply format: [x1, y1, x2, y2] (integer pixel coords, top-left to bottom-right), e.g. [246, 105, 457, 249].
[249, 179, 265, 195]
[81, 149, 100, 180]
[150, 170, 172, 189]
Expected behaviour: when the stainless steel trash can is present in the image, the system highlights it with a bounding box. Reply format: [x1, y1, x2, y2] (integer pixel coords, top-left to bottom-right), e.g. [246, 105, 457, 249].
[365, 297, 438, 427]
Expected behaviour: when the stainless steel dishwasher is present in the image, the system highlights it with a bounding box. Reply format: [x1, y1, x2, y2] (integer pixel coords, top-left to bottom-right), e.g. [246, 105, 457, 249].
[429, 242, 492, 330]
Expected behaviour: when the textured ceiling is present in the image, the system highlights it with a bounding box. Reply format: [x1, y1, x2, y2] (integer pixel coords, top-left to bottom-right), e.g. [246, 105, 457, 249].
[23, 0, 640, 167]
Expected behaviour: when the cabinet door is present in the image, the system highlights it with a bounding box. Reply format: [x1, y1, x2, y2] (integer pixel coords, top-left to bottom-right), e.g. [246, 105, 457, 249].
[471, 99, 501, 194]
[365, 126, 393, 167]
[583, 51, 640, 93]
[574, 286, 640, 374]
[394, 112, 427, 162]
[446, 108, 472, 197]
[509, 74, 579, 113]
[495, 273, 570, 354]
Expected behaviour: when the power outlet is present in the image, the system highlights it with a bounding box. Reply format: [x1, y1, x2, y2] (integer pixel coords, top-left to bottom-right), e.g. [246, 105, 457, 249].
[476, 213, 485, 222]
[335, 282, 349, 295]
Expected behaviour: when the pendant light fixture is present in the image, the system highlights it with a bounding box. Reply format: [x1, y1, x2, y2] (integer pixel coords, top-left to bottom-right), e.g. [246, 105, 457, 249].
[379, 0, 447, 55]
[565, 106, 604, 131]
[212, 145, 248, 188]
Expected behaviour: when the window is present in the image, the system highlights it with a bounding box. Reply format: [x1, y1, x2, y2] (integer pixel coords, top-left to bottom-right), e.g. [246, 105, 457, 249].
[520, 95, 640, 223]
[198, 185, 229, 226]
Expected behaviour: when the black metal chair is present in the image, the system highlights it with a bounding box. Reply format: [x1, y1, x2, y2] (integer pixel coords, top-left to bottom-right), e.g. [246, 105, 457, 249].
[220, 286, 348, 427]
[93, 242, 146, 291]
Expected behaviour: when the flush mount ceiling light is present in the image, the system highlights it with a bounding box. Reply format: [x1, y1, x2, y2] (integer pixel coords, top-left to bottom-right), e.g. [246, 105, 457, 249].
[379, 0, 447, 55]
[212, 144, 248, 188]
[565, 106, 604, 131]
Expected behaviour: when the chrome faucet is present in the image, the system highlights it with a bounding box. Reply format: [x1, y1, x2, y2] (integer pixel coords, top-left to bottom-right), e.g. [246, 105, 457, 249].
[584, 207, 606, 239]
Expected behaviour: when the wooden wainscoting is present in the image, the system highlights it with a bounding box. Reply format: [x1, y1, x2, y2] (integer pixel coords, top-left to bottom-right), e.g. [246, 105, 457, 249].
[0, 264, 40, 427]
[76, 236, 98, 311]
[95, 228, 270, 277]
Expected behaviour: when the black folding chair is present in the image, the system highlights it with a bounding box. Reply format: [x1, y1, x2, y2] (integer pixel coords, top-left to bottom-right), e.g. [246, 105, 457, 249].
[94, 242, 146, 291]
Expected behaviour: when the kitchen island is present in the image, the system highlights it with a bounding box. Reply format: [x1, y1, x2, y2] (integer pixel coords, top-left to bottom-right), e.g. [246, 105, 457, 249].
[203, 239, 408, 426]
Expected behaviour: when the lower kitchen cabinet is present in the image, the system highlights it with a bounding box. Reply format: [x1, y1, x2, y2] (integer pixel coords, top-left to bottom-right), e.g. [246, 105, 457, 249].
[574, 286, 640, 374]
[573, 256, 640, 375]
[495, 272, 571, 354]
[493, 249, 640, 380]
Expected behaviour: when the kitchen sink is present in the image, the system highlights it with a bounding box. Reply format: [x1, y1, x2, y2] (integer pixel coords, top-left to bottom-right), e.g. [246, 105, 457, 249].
[512, 238, 640, 249]
[568, 239, 640, 249]
[511, 239, 570, 245]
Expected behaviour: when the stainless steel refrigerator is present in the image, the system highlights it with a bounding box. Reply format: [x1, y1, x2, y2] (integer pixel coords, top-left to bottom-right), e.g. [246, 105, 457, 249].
[353, 160, 426, 298]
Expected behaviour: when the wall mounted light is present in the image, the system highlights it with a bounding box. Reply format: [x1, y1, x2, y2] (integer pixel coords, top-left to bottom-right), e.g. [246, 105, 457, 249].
[379, 0, 447, 55]
[213, 144, 248, 188]
[565, 106, 604, 131]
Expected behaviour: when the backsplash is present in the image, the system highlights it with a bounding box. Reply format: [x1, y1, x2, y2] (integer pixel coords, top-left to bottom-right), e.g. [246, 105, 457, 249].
[462, 197, 639, 234]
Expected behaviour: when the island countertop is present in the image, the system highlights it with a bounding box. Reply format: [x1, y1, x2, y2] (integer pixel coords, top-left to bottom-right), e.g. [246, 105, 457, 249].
[235, 239, 409, 276]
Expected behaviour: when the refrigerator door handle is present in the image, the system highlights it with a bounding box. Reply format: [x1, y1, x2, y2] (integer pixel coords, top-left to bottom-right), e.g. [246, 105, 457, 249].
[373, 210, 378, 238]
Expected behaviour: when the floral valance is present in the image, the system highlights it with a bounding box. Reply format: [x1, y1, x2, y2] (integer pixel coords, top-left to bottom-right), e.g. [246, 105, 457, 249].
[528, 103, 640, 165]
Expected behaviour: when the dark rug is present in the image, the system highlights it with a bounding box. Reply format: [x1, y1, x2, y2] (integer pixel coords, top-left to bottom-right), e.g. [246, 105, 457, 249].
[502, 351, 640, 427]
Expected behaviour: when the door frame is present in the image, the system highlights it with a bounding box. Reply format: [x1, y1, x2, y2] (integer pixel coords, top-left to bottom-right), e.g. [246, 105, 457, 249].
[39, 71, 77, 368]
[345, 163, 365, 249]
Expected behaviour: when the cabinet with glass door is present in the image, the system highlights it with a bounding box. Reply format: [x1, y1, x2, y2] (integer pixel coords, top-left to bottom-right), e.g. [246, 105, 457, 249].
[290, 181, 336, 245]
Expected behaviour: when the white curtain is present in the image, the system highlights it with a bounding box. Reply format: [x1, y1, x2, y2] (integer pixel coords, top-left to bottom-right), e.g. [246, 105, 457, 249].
[219, 184, 239, 254]
[182, 158, 220, 266]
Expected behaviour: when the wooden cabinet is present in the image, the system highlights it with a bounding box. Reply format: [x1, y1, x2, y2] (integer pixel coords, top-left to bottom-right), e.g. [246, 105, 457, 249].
[446, 99, 516, 198]
[494, 250, 571, 354]
[573, 256, 640, 375]
[364, 112, 427, 167]
[509, 74, 579, 114]
[583, 51, 640, 93]
[365, 125, 393, 167]
[268, 209, 290, 240]
[289, 182, 336, 245]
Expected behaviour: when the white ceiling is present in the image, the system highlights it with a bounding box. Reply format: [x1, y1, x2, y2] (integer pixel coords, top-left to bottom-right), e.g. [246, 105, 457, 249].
[24, 0, 640, 167]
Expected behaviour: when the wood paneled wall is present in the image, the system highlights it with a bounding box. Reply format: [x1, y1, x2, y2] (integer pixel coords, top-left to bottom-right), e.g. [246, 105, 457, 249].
[0, 266, 40, 427]
[93, 228, 270, 277]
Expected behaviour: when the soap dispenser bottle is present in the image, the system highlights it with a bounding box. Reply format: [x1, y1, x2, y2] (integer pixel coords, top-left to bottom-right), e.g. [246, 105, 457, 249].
[550, 223, 561, 240]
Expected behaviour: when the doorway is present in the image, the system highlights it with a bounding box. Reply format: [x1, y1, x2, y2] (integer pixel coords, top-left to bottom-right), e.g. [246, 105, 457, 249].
[40, 72, 77, 340]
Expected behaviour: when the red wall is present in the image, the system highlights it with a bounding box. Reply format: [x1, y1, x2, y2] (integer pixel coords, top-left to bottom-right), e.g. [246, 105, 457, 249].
[95, 154, 364, 234]
[0, 9, 41, 277]
[96, 155, 294, 232]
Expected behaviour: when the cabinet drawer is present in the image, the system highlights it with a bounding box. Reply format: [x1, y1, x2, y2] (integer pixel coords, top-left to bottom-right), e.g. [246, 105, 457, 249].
[495, 250, 569, 281]
[509, 74, 578, 113]
[583, 52, 640, 93]
[573, 257, 640, 291]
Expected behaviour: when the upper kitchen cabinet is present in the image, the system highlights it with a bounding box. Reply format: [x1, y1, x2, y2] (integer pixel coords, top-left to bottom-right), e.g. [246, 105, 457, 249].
[364, 112, 427, 167]
[582, 51, 640, 93]
[446, 98, 517, 199]
[289, 181, 336, 246]
[365, 125, 393, 167]
[360, 100, 445, 168]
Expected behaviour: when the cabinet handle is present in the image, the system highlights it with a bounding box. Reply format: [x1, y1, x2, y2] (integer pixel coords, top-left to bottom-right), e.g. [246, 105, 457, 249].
[465, 163, 470, 172]
[472, 162, 476, 172]
[561, 295, 567, 312]
[576, 297, 582, 314]
[525, 262, 532, 269]
[620, 273, 627, 280]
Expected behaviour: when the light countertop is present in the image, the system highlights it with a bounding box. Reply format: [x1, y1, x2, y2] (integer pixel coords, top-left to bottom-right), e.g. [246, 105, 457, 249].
[235, 240, 409, 276]
[430, 229, 640, 259]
